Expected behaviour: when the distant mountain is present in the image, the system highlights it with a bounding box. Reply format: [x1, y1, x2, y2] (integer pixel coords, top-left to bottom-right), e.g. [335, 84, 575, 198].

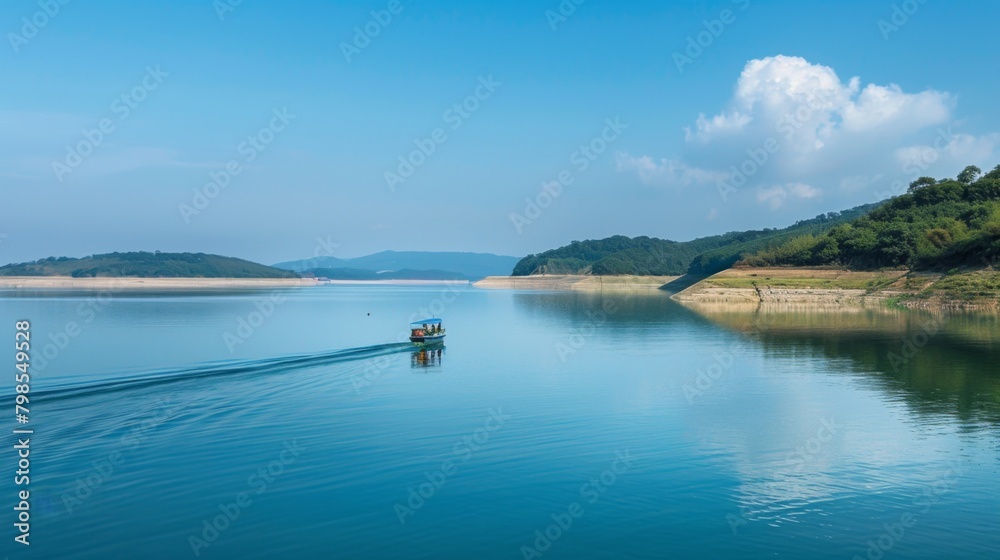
[0, 252, 299, 278]
[305, 267, 380, 280]
[273, 251, 519, 280]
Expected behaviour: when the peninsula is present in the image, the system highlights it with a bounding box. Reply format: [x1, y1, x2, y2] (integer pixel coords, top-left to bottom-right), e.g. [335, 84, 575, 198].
[488, 165, 1000, 311]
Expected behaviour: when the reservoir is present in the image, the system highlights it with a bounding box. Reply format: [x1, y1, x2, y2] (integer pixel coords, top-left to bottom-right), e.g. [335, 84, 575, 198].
[3, 285, 998, 559]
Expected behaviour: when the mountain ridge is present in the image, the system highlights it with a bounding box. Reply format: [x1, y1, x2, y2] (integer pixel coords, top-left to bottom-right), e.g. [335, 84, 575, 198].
[273, 250, 520, 280]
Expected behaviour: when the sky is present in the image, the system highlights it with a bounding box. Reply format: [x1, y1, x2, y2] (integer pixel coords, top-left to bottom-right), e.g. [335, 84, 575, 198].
[3, 0, 999, 265]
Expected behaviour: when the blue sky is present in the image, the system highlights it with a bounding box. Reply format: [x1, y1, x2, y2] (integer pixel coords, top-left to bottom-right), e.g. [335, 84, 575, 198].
[3, 0, 999, 264]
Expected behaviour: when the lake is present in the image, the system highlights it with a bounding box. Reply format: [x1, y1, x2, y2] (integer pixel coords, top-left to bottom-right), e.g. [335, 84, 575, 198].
[3, 285, 999, 559]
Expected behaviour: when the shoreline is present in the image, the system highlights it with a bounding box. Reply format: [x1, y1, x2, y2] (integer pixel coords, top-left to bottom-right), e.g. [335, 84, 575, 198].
[473, 275, 679, 291]
[0, 277, 318, 290]
[672, 267, 1000, 312]
[318, 279, 470, 286]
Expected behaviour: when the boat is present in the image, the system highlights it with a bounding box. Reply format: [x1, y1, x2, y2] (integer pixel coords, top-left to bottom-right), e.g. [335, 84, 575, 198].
[409, 318, 446, 345]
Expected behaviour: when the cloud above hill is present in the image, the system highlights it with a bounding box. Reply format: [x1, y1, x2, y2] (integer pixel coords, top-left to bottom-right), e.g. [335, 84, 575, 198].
[618, 55, 998, 210]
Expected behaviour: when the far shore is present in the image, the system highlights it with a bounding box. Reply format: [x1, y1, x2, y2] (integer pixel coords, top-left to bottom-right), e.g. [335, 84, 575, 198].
[474, 275, 679, 291]
[0, 277, 318, 290]
[318, 279, 470, 286]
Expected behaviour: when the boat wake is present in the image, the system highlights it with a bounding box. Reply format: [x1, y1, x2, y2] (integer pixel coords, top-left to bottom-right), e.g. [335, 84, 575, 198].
[29, 342, 414, 402]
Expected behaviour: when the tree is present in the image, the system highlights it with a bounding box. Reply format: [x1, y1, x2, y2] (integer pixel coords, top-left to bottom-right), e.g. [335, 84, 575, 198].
[957, 165, 982, 184]
[908, 176, 936, 192]
[984, 164, 1000, 181]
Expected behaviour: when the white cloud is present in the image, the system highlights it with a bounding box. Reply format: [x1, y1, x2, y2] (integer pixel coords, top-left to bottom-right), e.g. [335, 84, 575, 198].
[684, 111, 752, 142]
[615, 153, 727, 186]
[838, 174, 883, 193]
[618, 54, 998, 207]
[756, 183, 821, 210]
[895, 132, 1000, 173]
[689, 55, 953, 147]
[841, 83, 952, 133]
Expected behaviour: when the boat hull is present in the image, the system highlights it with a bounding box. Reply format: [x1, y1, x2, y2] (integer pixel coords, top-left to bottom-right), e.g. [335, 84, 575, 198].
[409, 334, 446, 345]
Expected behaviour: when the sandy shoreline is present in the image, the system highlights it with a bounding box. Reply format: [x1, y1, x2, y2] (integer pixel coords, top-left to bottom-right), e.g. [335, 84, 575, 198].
[0, 277, 318, 290]
[473, 275, 679, 291]
[319, 279, 470, 286]
[671, 268, 898, 307]
[672, 267, 1000, 311]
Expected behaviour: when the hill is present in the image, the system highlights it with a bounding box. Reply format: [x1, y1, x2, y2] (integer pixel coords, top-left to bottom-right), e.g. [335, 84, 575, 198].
[513, 203, 878, 277]
[274, 250, 519, 280]
[742, 165, 1000, 270]
[687, 203, 879, 274]
[0, 252, 300, 279]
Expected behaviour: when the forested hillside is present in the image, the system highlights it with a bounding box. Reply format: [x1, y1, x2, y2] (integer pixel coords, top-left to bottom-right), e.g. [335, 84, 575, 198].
[0, 252, 300, 278]
[512, 204, 878, 276]
[743, 165, 1000, 270]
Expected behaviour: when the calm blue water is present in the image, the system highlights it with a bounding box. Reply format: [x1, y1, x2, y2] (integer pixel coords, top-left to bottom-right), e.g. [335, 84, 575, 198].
[2, 285, 999, 559]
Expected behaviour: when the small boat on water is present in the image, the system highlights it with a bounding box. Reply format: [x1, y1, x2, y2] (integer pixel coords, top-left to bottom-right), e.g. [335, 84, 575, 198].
[409, 318, 445, 345]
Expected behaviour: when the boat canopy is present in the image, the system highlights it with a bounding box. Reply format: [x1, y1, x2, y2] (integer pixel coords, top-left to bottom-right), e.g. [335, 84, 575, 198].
[410, 318, 442, 327]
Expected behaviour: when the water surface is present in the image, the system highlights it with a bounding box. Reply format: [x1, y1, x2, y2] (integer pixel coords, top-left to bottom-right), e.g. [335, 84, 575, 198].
[2, 286, 998, 559]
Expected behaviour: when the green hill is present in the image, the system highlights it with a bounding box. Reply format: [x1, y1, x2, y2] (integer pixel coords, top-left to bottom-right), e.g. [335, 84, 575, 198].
[687, 203, 879, 274]
[0, 252, 300, 279]
[512, 203, 878, 277]
[743, 165, 1000, 270]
